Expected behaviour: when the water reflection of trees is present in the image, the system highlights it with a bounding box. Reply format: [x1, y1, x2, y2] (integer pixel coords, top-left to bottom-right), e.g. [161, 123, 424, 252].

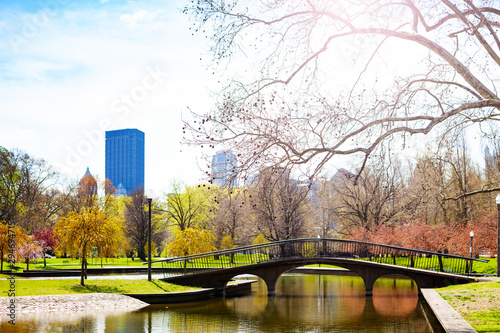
[155, 276, 422, 332]
[0, 276, 441, 332]
[372, 276, 419, 318]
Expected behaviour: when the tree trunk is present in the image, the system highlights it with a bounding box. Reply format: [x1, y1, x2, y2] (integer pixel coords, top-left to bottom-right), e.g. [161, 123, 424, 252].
[138, 246, 146, 261]
[80, 247, 86, 286]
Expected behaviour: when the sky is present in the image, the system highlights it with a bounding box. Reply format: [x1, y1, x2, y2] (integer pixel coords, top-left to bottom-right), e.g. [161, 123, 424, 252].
[0, 0, 489, 198]
[0, 0, 217, 196]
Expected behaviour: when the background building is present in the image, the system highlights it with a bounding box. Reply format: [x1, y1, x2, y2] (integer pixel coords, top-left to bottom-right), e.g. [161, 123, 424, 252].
[211, 150, 238, 186]
[105, 129, 145, 195]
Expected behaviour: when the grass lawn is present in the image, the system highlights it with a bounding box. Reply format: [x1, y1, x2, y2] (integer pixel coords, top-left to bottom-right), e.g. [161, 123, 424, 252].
[437, 281, 500, 333]
[0, 278, 197, 297]
[2, 256, 496, 274]
[472, 259, 498, 275]
[0, 257, 165, 272]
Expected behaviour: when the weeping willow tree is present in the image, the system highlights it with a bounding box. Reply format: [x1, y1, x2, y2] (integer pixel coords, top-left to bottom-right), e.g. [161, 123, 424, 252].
[55, 207, 124, 286]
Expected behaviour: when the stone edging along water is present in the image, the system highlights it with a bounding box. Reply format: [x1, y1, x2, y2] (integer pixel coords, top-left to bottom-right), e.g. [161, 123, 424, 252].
[124, 280, 256, 304]
[0, 280, 256, 315]
[420, 289, 477, 333]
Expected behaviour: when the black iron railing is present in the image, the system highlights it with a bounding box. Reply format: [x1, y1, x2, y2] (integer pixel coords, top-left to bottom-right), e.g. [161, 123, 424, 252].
[151, 238, 487, 277]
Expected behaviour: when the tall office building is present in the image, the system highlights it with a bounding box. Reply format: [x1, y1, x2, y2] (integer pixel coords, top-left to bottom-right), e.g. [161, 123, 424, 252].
[211, 150, 238, 187]
[105, 129, 145, 195]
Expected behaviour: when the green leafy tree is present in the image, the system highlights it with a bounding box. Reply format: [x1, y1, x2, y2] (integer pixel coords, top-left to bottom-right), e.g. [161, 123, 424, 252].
[164, 181, 216, 231]
[0, 147, 61, 232]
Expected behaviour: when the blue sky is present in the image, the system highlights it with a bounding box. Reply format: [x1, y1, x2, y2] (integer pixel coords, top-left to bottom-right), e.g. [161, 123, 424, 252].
[0, 0, 216, 196]
[0, 0, 489, 197]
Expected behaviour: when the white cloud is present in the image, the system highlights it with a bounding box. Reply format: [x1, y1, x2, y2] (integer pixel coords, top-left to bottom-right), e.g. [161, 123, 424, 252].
[120, 9, 159, 27]
[0, 0, 217, 194]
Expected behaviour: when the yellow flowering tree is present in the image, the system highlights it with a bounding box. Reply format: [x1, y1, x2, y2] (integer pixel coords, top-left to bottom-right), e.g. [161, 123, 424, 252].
[55, 207, 124, 285]
[220, 235, 234, 250]
[166, 228, 216, 272]
[167, 228, 216, 257]
[0, 222, 34, 271]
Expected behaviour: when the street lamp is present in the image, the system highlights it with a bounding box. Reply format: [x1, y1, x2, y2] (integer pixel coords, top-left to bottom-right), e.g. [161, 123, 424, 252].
[469, 230, 474, 273]
[470, 231, 474, 258]
[496, 194, 500, 277]
[147, 197, 152, 282]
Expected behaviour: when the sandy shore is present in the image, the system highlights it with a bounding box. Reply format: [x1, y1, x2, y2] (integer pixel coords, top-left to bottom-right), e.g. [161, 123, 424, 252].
[0, 293, 149, 314]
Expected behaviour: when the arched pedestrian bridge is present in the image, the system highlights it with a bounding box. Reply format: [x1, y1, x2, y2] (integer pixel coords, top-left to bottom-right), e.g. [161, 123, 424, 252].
[153, 238, 486, 295]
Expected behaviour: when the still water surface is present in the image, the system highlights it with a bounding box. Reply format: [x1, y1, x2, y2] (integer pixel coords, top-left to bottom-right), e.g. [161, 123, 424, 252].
[3, 274, 444, 332]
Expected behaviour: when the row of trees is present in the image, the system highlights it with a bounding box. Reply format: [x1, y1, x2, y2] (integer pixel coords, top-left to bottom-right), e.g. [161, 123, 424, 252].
[165, 146, 499, 258]
[178, 0, 500, 255]
[1, 138, 499, 284]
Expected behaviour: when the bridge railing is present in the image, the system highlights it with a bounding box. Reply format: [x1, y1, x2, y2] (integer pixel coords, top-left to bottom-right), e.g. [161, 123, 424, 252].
[151, 238, 487, 277]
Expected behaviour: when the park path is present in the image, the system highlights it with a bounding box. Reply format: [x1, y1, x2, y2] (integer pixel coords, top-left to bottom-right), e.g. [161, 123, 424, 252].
[0, 293, 148, 314]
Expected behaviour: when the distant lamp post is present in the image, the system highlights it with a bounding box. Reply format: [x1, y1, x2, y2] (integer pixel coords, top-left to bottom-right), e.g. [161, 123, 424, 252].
[469, 230, 474, 274]
[496, 194, 500, 277]
[469, 231, 474, 258]
[147, 197, 152, 282]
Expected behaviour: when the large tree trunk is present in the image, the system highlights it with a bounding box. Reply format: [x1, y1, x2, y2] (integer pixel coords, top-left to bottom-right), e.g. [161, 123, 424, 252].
[138, 246, 146, 261]
[80, 247, 86, 286]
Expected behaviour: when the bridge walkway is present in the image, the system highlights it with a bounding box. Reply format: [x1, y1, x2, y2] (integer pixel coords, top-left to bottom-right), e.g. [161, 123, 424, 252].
[152, 238, 486, 295]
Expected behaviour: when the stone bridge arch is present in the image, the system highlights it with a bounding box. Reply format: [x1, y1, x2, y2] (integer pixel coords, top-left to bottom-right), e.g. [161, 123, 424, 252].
[162, 257, 473, 296]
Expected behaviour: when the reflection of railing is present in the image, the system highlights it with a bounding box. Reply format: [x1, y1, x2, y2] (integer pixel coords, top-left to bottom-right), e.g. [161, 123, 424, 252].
[151, 238, 487, 277]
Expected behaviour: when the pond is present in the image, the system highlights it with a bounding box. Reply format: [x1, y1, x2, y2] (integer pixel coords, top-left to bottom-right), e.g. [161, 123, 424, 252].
[2, 274, 445, 332]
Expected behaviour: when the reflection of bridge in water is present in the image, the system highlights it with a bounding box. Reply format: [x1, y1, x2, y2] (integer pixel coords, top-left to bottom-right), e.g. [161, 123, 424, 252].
[153, 238, 485, 295]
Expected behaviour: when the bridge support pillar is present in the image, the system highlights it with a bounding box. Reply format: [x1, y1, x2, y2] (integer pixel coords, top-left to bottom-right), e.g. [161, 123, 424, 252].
[348, 267, 380, 297]
[261, 275, 279, 296]
[364, 283, 374, 296]
[363, 277, 375, 296]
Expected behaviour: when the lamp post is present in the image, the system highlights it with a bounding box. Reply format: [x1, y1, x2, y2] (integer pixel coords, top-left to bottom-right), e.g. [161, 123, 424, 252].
[147, 197, 152, 282]
[496, 194, 500, 277]
[469, 230, 474, 273]
[469, 230, 474, 257]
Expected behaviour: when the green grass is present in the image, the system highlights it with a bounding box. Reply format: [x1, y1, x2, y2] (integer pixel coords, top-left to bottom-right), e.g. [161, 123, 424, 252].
[437, 281, 500, 332]
[301, 264, 343, 269]
[0, 278, 197, 297]
[464, 310, 500, 333]
[472, 259, 498, 275]
[2, 255, 496, 275]
[0, 257, 165, 272]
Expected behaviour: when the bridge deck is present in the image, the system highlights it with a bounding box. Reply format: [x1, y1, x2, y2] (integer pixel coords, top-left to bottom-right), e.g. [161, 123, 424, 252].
[153, 238, 486, 278]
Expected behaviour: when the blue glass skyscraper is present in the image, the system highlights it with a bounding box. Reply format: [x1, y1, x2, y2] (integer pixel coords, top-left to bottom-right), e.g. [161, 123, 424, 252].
[105, 129, 145, 195]
[211, 150, 238, 187]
